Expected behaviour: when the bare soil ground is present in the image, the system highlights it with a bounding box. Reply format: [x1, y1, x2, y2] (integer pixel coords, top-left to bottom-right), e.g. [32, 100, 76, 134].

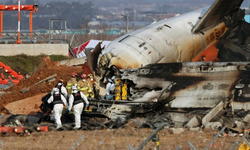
[0, 56, 245, 150]
[0, 57, 83, 114]
[0, 128, 244, 150]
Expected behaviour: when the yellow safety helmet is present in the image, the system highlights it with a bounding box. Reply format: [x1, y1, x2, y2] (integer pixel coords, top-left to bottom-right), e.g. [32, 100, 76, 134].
[88, 74, 93, 78]
[115, 78, 121, 83]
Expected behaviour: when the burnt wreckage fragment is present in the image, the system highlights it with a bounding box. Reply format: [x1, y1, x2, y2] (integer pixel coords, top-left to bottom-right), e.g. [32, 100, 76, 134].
[3, 62, 250, 131]
[217, 9, 250, 61]
[100, 61, 250, 129]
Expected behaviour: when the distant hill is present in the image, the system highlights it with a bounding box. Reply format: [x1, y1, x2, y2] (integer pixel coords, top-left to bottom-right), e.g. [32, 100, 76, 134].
[1, 0, 216, 5]
[2, 0, 249, 7]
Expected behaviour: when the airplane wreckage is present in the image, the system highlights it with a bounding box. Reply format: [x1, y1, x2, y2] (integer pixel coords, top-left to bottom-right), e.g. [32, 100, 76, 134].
[83, 0, 250, 130]
[3, 0, 250, 132]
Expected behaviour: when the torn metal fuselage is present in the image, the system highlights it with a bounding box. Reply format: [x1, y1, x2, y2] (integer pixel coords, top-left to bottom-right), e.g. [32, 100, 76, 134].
[96, 19, 227, 79]
[121, 61, 250, 108]
[88, 2, 246, 126]
[102, 61, 250, 124]
[94, 3, 245, 81]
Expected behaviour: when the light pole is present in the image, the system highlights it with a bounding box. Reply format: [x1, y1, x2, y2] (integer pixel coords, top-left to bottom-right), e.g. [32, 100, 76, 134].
[121, 13, 128, 33]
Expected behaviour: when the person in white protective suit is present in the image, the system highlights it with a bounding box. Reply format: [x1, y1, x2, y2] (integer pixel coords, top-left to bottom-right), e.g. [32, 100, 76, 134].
[68, 85, 89, 129]
[106, 76, 116, 100]
[47, 88, 68, 129]
[50, 79, 68, 121]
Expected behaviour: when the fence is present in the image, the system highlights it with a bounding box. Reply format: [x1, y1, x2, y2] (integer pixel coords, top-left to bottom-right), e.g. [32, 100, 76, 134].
[0, 122, 249, 150]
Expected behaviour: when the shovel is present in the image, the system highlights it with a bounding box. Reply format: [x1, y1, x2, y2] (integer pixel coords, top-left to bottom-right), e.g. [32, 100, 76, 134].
[20, 74, 57, 93]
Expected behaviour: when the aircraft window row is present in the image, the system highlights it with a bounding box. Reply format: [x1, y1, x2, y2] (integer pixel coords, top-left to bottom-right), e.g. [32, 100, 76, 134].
[219, 84, 229, 90]
[202, 83, 214, 90]
[186, 83, 230, 91]
[139, 42, 146, 48]
[148, 68, 172, 74]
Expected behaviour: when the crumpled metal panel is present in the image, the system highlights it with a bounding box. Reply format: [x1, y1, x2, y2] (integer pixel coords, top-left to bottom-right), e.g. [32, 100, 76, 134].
[120, 62, 250, 109]
[192, 0, 244, 33]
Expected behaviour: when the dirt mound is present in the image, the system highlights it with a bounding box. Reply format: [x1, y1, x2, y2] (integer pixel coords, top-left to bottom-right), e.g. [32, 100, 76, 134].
[0, 56, 83, 114]
[4, 93, 47, 115]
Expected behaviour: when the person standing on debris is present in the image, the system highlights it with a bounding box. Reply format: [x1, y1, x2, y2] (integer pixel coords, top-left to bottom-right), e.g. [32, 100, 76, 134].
[93, 73, 101, 99]
[47, 88, 68, 129]
[84, 74, 95, 111]
[77, 73, 91, 111]
[66, 73, 78, 96]
[68, 85, 89, 129]
[86, 74, 95, 98]
[51, 79, 68, 98]
[106, 76, 116, 100]
[77, 74, 89, 96]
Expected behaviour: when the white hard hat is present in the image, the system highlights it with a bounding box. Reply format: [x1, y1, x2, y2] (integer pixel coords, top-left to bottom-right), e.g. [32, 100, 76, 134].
[53, 88, 60, 94]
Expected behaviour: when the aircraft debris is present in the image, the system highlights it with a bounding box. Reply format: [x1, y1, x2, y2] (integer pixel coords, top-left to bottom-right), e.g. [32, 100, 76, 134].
[202, 101, 224, 126]
[14, 127, 26, 134]
[0, 126, 14, 134]
[217, 9, 250, 61]
[85, 61, 250, 132]
[185, 116, 200, 128]
[90, 0, 244, 83]
[80, 0, 250, 134]
[2, 0, 250, 139]
[204, 122, 222, 130]
[189, 127, 201, 132]
[36, 126, 48, 132]
[170, 128, 185, 134]
[243, 114, 250, 123]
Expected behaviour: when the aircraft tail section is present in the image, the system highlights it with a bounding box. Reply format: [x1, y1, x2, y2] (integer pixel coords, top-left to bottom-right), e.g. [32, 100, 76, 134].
[192, 0, 244, 33]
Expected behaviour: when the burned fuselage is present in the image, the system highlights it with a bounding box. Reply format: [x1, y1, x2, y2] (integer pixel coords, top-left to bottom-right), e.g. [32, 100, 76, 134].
[84, 0, 249, 128]
[90, 2, 246, 89]
[120, 62, 250, 109]
[99, 62, 250, 123]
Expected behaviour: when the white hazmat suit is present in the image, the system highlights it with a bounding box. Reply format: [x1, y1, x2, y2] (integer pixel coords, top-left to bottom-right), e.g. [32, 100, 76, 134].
[68, 85, 89, 129]
[50, 85, 68, 121]
[47, 88, 68, 129]
[106, 76, 116, 100]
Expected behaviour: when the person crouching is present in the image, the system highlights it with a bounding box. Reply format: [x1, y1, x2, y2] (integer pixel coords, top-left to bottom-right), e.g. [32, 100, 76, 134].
[47, 87, 68, 129]
[68, 85, 89, 129]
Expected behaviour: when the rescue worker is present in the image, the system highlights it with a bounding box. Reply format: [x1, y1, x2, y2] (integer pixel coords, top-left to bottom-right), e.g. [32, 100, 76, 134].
[77, 74, 89, 96]
[78, 73, 92, 111]
[51, 79, 68, 98]
[47, 88, 68, 129]
[92, 72, 101, 99]
[86, 74, 95, 98]
[68, 85, 89, 129]
[106, 76, 116, 100]
[50, 79, 68, 121]
[66, 72, 78, 96]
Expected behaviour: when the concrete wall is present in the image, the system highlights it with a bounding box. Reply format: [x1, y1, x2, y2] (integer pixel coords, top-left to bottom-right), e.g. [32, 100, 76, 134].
[0, 44, 69, 56]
